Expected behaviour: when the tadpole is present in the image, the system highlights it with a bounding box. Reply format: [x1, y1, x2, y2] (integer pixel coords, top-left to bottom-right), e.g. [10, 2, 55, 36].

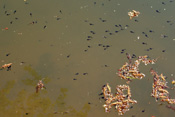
[75, 73, 79, 75]
[83, 73, 88, 75]
[156, 10, 160, 13]
[67, 55, 70, 58]
[130, 31, 134, 33]
[43, 25, 47, 29]
[142, 42, 147, 45]
[13, 10, 17, 14]
[6, 53, 10, 56]
[141, 109, 145, 112]
[134, 19, 138, 22]
[162, 50, 166, 52]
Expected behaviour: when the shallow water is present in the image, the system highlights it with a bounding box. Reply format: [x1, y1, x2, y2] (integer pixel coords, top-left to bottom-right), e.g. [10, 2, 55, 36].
[0, 0, 175, 116]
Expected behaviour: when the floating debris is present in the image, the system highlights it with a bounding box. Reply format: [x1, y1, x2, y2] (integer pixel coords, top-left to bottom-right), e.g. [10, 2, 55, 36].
[172, 80, 175, 85]
[128, 10, 140, 20]
[102, 83, 137, 115]
[1, 63, 12, 71]
[117, 54, 157, 82]
[2, 27, 8, 31]
[166, 105, 175, 111]
[36, 80, 46, 93]
[150, 69, 175, 104]
[150, 69, 169, 101]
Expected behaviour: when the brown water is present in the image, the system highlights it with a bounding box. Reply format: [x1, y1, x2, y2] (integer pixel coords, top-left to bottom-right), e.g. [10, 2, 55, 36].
[1, 0, 175, 116]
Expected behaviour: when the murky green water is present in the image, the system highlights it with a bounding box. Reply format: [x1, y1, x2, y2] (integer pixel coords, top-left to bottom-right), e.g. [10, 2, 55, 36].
[1, 0, 175, 116]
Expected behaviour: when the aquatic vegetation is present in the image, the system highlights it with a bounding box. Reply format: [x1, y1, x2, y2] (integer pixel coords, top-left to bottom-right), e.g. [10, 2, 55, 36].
[0, 80, 15, 112]
[0, 82, 90, 116]
[55, 88, 91, 117]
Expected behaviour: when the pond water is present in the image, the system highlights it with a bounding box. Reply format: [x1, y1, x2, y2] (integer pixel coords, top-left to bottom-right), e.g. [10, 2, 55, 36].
[0, 0, 175, 116]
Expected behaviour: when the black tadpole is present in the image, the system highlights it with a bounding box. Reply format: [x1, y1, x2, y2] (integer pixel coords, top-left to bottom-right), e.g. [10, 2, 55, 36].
[67, 55, 70, 58]
[83, 73, 88, 75]
[135, 19, 138, 22]
[75, 73, 79, 75]
[132, 54, 136, 58]
[90, 31, 95, 34]
[57, 18, 61, 20]
[43, 25, 47, 29]
[130, 31, 134, 33]
[98, 44, 102, 46]
[156, 10, 160, 13]
[6, 53, 10, 56]
[14, 10, 17, 14]
[121, 49, 126, 51]
[141, 109, 145, 112]
[162, 50, 166, 52]
[142, 42, 147, 45]
[115, 25, 119, 27]
[87, 36, 92, 38]
[162, 2, 166, 5]
[145, 34, 148, 38]
[149, 30, 154, 33]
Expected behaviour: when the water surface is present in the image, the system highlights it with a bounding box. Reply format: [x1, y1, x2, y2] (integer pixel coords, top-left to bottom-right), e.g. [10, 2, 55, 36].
[0, 0, 175, 116]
